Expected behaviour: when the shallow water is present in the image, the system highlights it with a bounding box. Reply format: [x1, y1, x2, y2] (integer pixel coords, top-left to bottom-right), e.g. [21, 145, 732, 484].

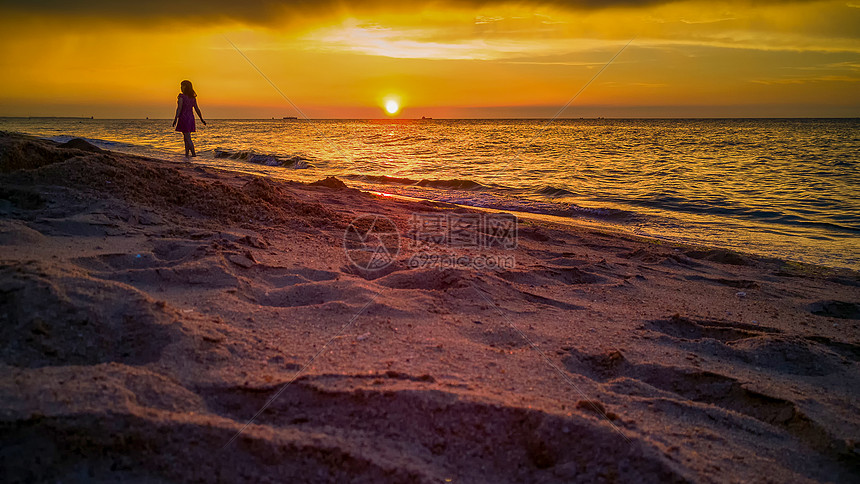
[2, 117, 858, 269]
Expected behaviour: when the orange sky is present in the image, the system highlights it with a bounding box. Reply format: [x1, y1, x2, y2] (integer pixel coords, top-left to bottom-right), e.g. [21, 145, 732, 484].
[0, 0, 858, 118]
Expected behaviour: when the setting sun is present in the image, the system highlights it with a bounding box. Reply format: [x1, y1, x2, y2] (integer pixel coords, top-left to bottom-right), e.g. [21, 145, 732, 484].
[384, 99, 400, 115]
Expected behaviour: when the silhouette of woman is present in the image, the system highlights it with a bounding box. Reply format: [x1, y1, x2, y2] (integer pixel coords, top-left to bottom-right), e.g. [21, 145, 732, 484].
[172, 80, 206, 158]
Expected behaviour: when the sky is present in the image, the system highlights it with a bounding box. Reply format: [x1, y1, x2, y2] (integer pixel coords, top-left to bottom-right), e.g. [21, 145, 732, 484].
[0, 0, 858, 118]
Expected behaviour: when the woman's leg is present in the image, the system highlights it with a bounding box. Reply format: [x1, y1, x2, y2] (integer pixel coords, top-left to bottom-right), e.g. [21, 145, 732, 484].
[183, 132, 192, 157]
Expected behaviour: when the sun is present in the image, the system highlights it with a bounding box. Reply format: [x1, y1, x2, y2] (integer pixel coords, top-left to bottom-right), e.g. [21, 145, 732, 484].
[385, 99, 400, 115]
[380, 94, 403, 116]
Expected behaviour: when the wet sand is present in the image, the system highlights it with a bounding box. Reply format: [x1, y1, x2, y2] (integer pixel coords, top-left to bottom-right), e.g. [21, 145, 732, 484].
[1, 132, 858, 482]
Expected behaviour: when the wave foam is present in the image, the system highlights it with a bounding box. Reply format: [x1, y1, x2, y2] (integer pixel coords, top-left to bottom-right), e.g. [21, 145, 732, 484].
[213, 149, 312, 169]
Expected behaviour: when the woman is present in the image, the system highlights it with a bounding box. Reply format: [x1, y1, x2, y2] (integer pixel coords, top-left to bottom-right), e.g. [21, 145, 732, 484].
[172, 80, 206, 157]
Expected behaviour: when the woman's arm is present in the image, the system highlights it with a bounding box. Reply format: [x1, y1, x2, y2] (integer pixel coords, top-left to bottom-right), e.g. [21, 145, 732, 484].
[194, 103, 206, 125]
[172, 96, 182, 127]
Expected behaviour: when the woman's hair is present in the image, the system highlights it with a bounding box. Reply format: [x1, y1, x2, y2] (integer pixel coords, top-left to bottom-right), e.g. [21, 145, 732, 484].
[180, 80, 197, 98]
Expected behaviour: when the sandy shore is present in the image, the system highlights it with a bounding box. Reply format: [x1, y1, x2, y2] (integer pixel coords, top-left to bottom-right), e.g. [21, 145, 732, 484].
[0, 131, 858, 483]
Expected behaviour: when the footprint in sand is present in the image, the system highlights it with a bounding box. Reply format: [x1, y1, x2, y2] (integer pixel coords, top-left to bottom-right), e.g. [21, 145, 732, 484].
[0, 262, 176, 367]
[643, 314, 778, 343]
[562, 347, 851, 459]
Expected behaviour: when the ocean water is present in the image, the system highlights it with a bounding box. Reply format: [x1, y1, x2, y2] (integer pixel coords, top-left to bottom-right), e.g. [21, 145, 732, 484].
[2, 117, 858, 270]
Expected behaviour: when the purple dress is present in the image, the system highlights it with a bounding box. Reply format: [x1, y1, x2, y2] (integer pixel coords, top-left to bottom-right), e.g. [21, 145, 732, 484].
[175, 94, 196, 133]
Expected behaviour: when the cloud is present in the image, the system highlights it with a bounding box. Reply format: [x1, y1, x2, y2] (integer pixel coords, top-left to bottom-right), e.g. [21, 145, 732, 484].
[751, 74, 860, 84]
[4, 0, 856, 63]
[0, 0, 302, 25]
[298, 7, 860, 63]
[784, 61, 860, 71]
[679, 17, 736, 24]
[302, 20, 623, 60]
[0, 0, 823, 26]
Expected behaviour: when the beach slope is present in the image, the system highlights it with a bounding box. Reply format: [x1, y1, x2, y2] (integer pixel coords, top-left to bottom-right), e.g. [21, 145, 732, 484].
[0, 132, 858, 482]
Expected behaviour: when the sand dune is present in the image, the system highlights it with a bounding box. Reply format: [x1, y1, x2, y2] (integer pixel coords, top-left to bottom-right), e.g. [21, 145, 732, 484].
[1, 132, 858, 482]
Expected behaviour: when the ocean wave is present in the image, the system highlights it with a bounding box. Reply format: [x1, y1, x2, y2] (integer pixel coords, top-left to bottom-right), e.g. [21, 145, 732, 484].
[213, 149, 312, 169]
[345, 174, 633, 221]
[346, 174, 418, 185]
[354, 185, 638, 224]
[631, 196, 860, 234]
[535, 185, 576, 197]
[416, 178, 485, 190]
[47, 135, 141, 152]
[551, 204, 636, 221]
[346, 174, 486, 190]
[452, 196, 637, 222]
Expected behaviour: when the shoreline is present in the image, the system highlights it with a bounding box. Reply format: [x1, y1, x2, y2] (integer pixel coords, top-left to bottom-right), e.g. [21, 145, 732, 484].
[5, 127, 857, 272]
[1, 132, 859, 482]
[371, 188, 860, 278]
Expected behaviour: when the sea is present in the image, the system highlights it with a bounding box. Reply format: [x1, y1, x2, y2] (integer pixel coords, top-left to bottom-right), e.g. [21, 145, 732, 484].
[1, 117, 858, 270]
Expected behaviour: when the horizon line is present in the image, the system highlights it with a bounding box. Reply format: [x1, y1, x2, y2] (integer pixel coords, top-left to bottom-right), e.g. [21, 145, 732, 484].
[3, 116, 859, 121]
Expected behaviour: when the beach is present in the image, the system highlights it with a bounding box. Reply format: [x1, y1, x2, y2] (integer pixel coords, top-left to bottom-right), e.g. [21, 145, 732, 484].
[1, 131, 859, 482]
[4, 117, 857, 272]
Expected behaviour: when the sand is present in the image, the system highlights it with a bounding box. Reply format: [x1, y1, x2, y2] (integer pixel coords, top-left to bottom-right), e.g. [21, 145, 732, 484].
[0, 131, 858, 483]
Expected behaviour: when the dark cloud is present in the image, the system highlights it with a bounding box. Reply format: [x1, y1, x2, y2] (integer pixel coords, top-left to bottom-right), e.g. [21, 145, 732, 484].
[0, 0, 826, 27]
[1, 0, 312, 24]
[0, 1, 693, 25]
